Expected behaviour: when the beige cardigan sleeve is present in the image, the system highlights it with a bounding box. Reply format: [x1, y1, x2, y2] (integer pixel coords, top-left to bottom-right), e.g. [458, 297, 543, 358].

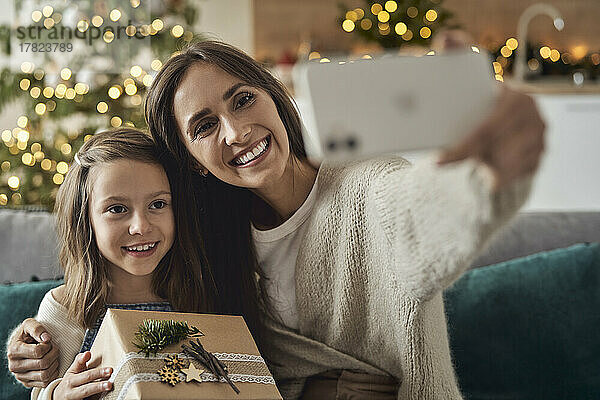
[372, 156, 532, 300]
[30, 287, 85, 400]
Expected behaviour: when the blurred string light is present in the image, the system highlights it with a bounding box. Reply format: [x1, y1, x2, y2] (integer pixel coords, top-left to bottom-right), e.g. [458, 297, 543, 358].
[92, 15, 103, 27]
[171, 25, 184, 38]
[540, 46, 551, 59]
[17, 116, 28, 128]
[528, 58, 540, 71]
[104, 31, 115, 43]
[97, 102, 109, 113]
[42, 6, 53, 17]
[342, 19, 355, 32]
[130, 65, 143, 77]
[385, 1, 397, 13]
[8, 176, 20, 190]
[32, 10, 43, 22]
[53, 173, 64, 185]
[425, 10, 438, 22]
[111, 116, 123, 127]
[152, 19, 164, 31]
[108, 85, 122, 99]
[395, 22, 407, 35]
[110, 9, 122, 22]
[77, 19, 89, 32]
[20, 79, 31, 90]
[506, 38, 518, 50]
[378, 11, 390, 23]
[61, 68, 72, 80]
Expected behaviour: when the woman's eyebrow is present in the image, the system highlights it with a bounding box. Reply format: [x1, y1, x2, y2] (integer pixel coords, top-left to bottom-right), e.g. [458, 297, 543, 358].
[223, 83, 246, 101]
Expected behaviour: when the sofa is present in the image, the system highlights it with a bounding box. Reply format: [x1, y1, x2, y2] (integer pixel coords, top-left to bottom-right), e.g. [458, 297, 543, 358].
[1, 208, 599, 399]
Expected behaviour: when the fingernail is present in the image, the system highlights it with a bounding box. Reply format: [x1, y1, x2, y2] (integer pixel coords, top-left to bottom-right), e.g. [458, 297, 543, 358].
[104, 368, 112, 375]
[40, 333, 51, 342]
[104, 382, 112, 390]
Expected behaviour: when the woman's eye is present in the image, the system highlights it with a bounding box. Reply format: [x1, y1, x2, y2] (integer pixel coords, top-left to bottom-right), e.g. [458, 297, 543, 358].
[235, 92, 255, 109]
[150, 200, 167, 210]
[193, 120, 217, 141]
[108, 205, 126, 214]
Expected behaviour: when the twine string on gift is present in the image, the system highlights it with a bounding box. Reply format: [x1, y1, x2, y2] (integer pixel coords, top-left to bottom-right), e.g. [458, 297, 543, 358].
[182, 339, 240, 394]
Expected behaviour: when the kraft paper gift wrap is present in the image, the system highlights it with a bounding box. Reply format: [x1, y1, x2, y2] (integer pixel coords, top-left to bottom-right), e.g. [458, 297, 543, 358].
[89, 308, 282, 400]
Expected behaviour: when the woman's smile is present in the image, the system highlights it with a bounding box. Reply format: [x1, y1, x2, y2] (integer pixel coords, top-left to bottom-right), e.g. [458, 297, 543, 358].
[229, 135, 271, 167]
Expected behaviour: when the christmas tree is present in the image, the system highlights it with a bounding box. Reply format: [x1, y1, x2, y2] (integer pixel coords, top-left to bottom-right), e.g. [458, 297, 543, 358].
[339, 0, 456, 49]
[0, 0, 199, 209]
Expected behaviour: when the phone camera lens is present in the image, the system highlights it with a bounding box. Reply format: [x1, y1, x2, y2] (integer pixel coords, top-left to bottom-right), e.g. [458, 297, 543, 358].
[346, 137, 357, 149]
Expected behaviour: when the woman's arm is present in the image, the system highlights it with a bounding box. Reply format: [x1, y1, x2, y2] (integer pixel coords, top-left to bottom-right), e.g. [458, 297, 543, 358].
[372, 87, 544, 299]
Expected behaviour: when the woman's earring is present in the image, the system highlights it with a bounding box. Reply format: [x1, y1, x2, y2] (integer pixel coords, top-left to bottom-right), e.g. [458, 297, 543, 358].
[201, 168, 209, 177]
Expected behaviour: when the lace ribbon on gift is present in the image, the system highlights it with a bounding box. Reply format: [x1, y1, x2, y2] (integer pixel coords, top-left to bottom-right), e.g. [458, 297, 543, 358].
[101, 352, 275, 400]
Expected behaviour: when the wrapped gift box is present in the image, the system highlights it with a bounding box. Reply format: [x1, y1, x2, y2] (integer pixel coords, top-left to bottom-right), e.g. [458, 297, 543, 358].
[89, 308, 282, 400]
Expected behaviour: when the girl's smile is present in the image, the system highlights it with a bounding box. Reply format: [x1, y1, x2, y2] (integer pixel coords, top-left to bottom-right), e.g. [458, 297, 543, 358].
[122, 241, 160, 257]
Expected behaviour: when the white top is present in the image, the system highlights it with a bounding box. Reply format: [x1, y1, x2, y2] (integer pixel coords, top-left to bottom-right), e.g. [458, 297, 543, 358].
[251, 175, 319, 330]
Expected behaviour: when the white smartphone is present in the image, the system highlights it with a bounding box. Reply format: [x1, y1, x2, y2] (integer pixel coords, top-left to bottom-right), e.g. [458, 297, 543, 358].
[293, 50, 499, 162]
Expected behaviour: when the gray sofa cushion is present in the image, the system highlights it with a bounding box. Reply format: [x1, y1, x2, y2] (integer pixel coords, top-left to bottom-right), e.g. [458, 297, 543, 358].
[1, 209, 599, 283]
[0, 209, 60, 283]
[472, 212, 600, 268]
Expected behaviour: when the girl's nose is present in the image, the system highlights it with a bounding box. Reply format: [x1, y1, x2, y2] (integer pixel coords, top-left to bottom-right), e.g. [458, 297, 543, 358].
[128, 212, 152, 236]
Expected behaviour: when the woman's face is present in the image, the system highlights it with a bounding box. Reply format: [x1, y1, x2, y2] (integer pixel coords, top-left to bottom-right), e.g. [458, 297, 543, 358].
[173, 63, 291, 189]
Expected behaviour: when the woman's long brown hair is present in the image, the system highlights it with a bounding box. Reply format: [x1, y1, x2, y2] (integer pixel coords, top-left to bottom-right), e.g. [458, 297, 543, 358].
[55, 128, 215, 328]
[144, 41, 308, 339]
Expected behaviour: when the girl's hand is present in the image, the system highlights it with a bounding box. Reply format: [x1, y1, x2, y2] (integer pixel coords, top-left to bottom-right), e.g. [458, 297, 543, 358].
[53, 351, 113, 400]
[438, 87, 545, 192]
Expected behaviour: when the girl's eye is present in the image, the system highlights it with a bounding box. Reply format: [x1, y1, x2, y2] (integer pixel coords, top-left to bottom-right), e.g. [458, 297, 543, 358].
[235, 92, 255, 110]
[150, 200, 167, 210]
[193, 119, 217, 141]
[108, 205, 127, 214]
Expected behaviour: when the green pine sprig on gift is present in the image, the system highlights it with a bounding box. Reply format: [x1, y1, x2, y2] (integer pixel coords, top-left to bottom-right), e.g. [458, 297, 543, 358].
[134, 319, 204, 357]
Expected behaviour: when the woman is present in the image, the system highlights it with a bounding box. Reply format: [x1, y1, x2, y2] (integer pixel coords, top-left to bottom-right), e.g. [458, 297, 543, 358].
[8, 41, 545, 399]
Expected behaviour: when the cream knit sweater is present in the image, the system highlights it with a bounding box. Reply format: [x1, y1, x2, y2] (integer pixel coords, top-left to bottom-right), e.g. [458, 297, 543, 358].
[257, 155, 531, 400]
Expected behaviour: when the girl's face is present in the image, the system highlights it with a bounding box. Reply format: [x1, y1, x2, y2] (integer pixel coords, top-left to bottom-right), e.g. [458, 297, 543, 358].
[88, 160, 175, 277]
[173, 63, 291, 189]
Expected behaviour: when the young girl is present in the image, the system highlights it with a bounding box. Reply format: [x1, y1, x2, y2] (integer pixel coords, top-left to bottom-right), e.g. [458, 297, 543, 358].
[30, 128, 212, 400]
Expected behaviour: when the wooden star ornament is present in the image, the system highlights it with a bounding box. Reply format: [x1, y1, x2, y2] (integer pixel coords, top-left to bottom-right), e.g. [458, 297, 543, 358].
[181, 362, 205, 383]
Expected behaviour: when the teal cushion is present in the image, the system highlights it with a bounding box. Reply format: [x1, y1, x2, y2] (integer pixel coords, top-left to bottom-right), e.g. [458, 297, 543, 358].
[445, 243, 600, 400]
[1, 280, 62, 400]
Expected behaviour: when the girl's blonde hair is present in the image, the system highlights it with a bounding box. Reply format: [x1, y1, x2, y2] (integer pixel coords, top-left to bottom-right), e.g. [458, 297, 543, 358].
[55, 128, 214, 328]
